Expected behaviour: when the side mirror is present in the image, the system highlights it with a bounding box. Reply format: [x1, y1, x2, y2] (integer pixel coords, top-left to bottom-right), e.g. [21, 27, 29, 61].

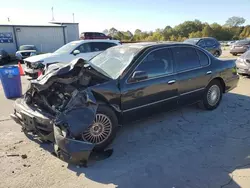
[73, 50, 80, 56]
[130, 71, 148, 82]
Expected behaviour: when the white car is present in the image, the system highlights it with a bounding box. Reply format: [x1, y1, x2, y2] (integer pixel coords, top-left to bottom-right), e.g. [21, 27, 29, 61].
[15, 45, 37, 61]
[24, 40, 121, 78]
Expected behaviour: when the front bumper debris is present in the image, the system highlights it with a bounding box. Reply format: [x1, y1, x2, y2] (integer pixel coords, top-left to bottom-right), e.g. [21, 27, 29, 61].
[54, 125, 94, 166]
[11, 89, 98, 165]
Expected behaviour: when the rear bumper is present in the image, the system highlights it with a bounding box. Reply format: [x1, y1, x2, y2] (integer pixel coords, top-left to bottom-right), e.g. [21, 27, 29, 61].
[225, 75, 240, 92]
[230, 48, 248, 54]
[11, 98, 95, 165]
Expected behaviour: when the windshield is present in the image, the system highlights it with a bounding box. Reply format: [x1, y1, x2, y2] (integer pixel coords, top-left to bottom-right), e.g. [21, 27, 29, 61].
[54, 42, 80, 54]
[184, 39, 199, 45]
[89, 45, 142, 79]
[19, 45, 36, 51]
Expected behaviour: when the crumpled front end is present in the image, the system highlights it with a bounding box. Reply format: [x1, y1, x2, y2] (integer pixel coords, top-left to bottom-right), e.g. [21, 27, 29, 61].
[11, 58, 111, 165]
[53, 88, 97, 165]
[11, 87, 98, 165]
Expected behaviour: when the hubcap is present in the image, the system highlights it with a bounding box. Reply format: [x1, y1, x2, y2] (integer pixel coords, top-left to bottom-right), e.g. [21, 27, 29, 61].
[82, 114, 112, 144]
[214, 52, 219, 57]
[207, 85, 220, 106]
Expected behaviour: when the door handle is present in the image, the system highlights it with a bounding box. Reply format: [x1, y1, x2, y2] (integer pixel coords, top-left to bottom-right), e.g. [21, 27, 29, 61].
[168, 80, 176, 84]
[206, 71, 212, 75]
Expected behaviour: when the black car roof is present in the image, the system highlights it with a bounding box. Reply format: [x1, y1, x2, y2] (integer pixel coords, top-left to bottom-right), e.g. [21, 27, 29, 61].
[121, 41, 195, 49]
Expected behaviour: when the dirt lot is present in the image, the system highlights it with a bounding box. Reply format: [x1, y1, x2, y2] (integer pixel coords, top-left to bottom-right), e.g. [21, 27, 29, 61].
[1, 65, 250, 188]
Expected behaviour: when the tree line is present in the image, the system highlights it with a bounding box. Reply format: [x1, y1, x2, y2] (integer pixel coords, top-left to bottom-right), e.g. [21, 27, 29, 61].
[103, 16, 250, 42]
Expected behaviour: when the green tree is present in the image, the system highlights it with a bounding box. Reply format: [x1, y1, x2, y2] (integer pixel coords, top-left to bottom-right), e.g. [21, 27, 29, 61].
[225, 16, 246, 27]
[240, 26, 250, 38]
[202, 25, 214, 37]
[174, 20, 203, 37]
[189, 31, 203, 38]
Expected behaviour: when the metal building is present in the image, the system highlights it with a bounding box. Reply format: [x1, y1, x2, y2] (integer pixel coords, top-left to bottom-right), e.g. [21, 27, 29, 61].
[0, 22, 79, 55]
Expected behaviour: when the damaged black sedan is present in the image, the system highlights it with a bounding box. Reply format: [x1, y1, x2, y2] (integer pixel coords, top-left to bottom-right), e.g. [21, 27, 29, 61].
[11, 42, 239, 164]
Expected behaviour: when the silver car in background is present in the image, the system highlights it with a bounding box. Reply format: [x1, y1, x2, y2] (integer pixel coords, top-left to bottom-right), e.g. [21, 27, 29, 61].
[236, 50, 250, 75]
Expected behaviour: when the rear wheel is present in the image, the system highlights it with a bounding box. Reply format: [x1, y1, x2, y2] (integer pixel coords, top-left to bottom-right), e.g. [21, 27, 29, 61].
[214, 51, 220, 57]
[198, 80, 222, 110]
[81, 105, 118, 151]
[232, 53, 237, 56]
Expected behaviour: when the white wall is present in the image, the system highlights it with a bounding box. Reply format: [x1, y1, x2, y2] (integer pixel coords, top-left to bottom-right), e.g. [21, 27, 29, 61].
[0, 26, 17, 55]
[15, 26, 65, 53]
[63, 24, 79, 43]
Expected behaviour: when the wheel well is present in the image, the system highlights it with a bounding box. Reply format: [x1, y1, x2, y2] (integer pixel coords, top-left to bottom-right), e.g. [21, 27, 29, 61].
[96, 100, 122, 124]
[211, 77, 226, 93]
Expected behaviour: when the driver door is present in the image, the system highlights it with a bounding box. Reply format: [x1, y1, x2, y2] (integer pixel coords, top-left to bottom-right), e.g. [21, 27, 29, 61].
[120, 48, 178, 119]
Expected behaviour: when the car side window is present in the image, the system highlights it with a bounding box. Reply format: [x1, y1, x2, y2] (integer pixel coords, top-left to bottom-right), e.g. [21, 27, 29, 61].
[197, 40, 205, 47]
[205, 39, 215, 46]
[196, 49, 209, 66]
[133, 48, 174, 79]
[90, 42, 117, 52]
[75, 43, 91, 53]
[172, 47, 200, 72]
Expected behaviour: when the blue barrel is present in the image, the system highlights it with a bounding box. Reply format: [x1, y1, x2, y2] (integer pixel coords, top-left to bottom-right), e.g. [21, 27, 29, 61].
[0, 66, 22, 99]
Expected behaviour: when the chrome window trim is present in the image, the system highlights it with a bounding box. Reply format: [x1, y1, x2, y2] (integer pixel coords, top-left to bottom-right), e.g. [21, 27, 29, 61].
[126, 45, 211, 84]
[123, 96, 178, 112]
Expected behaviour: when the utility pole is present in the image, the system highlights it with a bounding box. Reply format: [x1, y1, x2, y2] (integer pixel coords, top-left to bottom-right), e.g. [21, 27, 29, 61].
[51, 7, 55, 21]
[72, 13, 75, 23]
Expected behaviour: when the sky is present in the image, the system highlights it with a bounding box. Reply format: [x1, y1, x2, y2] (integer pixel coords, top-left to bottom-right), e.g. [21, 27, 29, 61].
[0, 0, 249, 33]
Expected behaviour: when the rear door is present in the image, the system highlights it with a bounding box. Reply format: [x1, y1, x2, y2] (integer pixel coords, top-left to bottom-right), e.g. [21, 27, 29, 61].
[172, 46, 212, 105]
[121, 47, 178, 118]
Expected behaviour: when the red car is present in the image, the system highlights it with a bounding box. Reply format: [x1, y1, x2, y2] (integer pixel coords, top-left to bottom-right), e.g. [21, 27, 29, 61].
[80, 32, 111, 40]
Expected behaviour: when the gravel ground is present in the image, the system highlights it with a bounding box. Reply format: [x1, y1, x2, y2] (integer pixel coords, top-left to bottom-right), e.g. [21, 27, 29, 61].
[1, 66, 250, 188]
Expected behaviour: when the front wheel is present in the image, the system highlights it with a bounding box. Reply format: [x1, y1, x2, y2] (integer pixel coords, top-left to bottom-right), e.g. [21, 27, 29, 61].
[81, 105, 118, 151]
[198, 80, 222, 110]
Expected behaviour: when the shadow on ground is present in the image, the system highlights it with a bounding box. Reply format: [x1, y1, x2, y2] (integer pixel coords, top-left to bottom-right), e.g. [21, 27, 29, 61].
[29, 92, 250, 187]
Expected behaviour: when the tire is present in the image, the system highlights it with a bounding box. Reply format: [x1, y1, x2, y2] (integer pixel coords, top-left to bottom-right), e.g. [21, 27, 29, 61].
[81, 105, 118, 151]
[214, 51, 220, 57]
[232, 53, 237, 56]
[198, 80, 222, 110]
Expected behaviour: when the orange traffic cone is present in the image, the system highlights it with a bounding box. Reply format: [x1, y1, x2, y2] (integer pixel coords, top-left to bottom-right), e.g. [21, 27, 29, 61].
[18, 61, 25, 76]
[37, 70, 42, 77]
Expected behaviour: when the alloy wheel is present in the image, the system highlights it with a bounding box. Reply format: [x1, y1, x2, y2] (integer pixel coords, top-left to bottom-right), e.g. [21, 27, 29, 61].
[207, 85, 220, 106]
[82, 113, 112, 144]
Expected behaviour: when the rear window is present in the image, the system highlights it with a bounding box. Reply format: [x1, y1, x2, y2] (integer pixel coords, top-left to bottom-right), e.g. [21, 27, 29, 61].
[196, 49, 209, 66]
[90, 42, 117, 51]
[184, 39, 199, 45]
[205, 39, 216, 46]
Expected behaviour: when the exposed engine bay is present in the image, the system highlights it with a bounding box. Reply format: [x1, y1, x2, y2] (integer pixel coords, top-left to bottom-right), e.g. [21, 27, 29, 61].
[24, 58, 108, 115]
[11, 58, 111, 166]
